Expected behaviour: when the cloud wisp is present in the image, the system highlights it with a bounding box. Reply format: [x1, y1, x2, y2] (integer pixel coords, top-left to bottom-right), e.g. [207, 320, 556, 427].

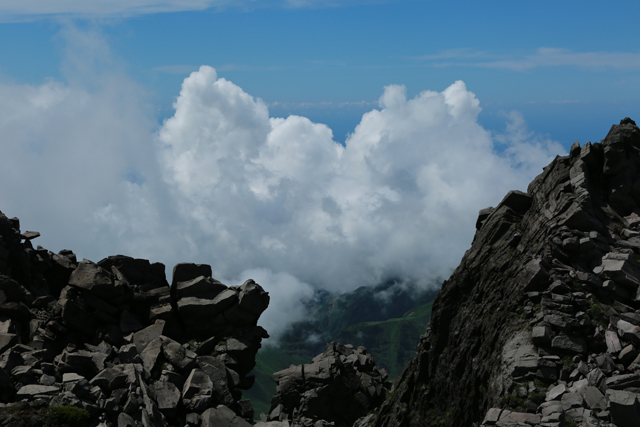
[0, 0, 387, 21]
[413, 47, 640, 71]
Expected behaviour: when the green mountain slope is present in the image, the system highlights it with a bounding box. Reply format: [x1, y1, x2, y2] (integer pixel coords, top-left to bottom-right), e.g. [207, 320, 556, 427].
[243, 346, 308, 417]
[336, 301, 433, 378]
[244, 280, 438, 418]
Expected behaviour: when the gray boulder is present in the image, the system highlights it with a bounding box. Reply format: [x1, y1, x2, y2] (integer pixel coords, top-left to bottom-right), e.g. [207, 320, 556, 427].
[201, 405, 252, 427]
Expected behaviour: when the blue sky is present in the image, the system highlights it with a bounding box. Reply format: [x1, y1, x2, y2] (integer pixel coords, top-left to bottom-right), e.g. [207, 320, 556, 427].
[1, 0, 639, 337]
[2, 1, 640, 144]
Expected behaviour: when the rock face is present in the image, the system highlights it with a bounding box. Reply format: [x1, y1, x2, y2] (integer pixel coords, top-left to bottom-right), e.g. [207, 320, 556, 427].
[363, 118, 640, 427]
[0, 213, 270, 426]
[266, 342, 390, 427]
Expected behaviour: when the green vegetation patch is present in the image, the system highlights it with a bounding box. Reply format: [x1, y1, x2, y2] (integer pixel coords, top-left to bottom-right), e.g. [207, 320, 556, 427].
[45, 406, 91, 427]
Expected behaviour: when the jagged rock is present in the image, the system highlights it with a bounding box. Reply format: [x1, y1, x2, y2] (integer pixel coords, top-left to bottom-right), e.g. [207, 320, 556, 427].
[605, 329, 622, 353]
[551, 335, 587, 354]
[620, 344, 638, 366]
[90, 366, 130, 391]
[133, 320, 165, 353]
[118, 413, 136, 427]
[172, 263, 213, 285]
[197, 355, 235, 407]
[606, 389, 640, 427]
[269, 342, 389, 427]
[0, 332, 17, 353]
[531, 326, 552, 346]
[617, 319, 640, 344]
[201, 405, 252, 427]
[581, 386, 606, 411]
[161, 336, 197, 372]
[15, 384, 59, 398]
[174, 276, 226, 299]
[140, 336, 163, 376]
[68, 260, 120, 301]
[152, 378, 181, 416]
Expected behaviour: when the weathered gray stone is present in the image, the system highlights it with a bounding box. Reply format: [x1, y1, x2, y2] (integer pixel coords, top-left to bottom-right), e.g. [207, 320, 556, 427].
[551, 335, 587, 354]
[498, 411, 540, 424]
[90, 367, 130, 391]
[201, 405, 252, 427]
[620, 312, 640, 325]
[522, 259, 550, 292]
[483, 408, 502, 424]
[182, 368, 213, 411]
[162, 337, 197, 372]
[0, 333, 17, 354]
[152, 379, 181, 414]
[587, 368, 606, 388]
[172, 263, 212, 286]
[16, 384, 59, 397]
[502, 332, 538, 379]
[49, 390, 83, 408]
[118, 343, 139, 364]
[175, 276, 226, 299]
[118, 413, 136, 427]
[594, 253, 640, 289]
[237, 279, 270, 315]
[140, 336, 163, 376]
[606, 373, 640, 390]
[532, 326, 552, 346]
[581, 386, 606, 411]
[68, 260, 117, 300]
[546, 383, 567, 401]
[606, 389, 640, 427]
[620, 344, 639, 366]
[133, 320, 165, 353]
[605, 330, 622, 353]
[618, 319, 640, 344]
[197, 355, 235, 407]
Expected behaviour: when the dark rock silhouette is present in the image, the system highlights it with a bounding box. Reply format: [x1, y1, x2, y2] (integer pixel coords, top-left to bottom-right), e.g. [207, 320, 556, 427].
[0, 213, 270, 427]
[263, 342, 390, 427]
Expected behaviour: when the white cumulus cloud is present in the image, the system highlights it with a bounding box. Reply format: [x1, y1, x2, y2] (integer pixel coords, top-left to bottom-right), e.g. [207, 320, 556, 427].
[0, 53, 565, 338]
[150, 66, 564, 292]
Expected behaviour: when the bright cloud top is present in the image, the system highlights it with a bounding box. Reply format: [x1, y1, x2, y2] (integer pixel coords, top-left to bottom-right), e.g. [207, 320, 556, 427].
[0, 64, 564, 339]
[154, 65, 562, 291]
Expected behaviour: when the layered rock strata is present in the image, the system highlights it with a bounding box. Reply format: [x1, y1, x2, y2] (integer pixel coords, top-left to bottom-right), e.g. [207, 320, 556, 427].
[364, 118, 640, 427]
[264, 342, 390, 427]
[0, 213, 269, 427]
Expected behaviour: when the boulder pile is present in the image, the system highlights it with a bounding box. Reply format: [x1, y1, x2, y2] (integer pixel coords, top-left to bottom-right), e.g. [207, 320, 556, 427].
[264, 342, 390, 427]
[0, 212, 269, 427]
[364, 119, 640, 427]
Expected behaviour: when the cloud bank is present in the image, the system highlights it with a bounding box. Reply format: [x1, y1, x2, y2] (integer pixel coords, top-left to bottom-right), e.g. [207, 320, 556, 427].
[0, 61, 564, 339]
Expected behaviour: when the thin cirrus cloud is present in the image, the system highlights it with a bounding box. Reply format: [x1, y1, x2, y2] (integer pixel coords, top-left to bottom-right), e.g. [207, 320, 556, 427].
[414, 47, 640, 71]
[0, 0, 378, 21]
[0, 29, 566, 339]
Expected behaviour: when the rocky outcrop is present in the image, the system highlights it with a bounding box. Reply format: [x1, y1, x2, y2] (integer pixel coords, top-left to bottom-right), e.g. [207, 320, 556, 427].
[0, 212, 270, 426]
[363, 118, 640, 427]
[263, 343, 390, 427]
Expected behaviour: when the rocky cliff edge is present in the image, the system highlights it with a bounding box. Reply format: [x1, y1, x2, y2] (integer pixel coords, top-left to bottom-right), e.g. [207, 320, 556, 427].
[363, 118, 640, 427]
